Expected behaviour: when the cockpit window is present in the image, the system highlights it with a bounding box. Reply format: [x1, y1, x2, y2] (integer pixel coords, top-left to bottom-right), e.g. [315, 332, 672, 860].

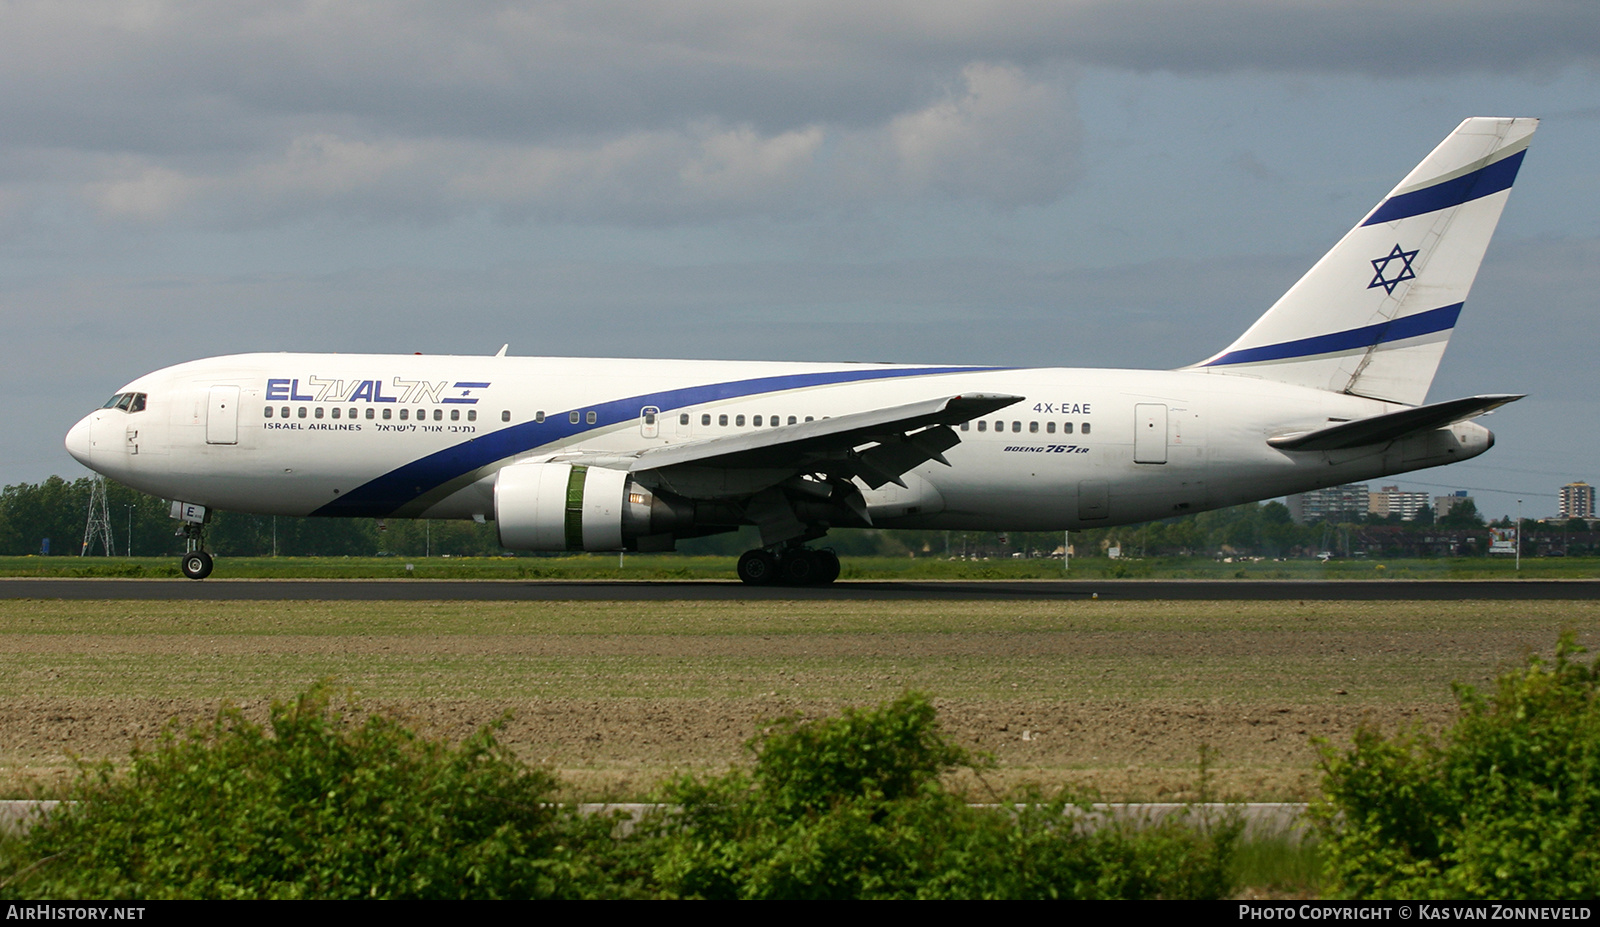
[102, 392, 148, 412]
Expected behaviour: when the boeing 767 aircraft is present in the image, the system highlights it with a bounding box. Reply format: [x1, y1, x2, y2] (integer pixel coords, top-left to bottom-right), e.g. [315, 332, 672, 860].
[65, 117, 1536, 585]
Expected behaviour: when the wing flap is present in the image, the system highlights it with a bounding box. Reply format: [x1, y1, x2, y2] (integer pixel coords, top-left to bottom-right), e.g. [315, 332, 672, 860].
[1268, 393, 1522, 451]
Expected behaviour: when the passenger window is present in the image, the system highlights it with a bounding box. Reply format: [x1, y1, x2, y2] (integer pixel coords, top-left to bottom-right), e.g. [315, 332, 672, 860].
[735, 414, 745, 427]
[434, 409, 442, 421]
[753, 415, 762, 426]
[532, 411, 541, 423]
[788, 416, 797, 425]
[264, 406, 273, 418]
[382, 408, 391, 420]
[805, 416, 814, 422]
[1046, 422, 1056, 434]
[400, 409, 409, 421]
[1082, 423, 1091, 435]
[298, 407, 307, 419]
[719, 414, 728, 426]
[992, 420, 1002, 431]
[977, 421, 986, 432]
[1063, 422, 1073, 434]
[349, 408, 357, 419]
[1029, 421, 1038, 433]
[450, 409, 460, 421]
[960, 421, 968, 431]
[701, 414, 711, 426]
[771, 416, 779, 427]
[586, 411, 597, 424]
[331, 408, 340, 419]
[679, 413, 689, 425]
[467, 410, 475, 422]
[366, 408, 375, 420]
[569, 411, 579, 424]
[1011, 421, 1020, 433]
[281, 407, 290, 418]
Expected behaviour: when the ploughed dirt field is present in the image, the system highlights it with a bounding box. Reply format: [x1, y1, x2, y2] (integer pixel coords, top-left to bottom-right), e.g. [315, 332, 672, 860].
[2, 597, 1595, 801]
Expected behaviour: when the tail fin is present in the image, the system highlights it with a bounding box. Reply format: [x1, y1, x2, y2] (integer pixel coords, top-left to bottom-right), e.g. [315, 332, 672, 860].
[1192, 117, 1536, 405]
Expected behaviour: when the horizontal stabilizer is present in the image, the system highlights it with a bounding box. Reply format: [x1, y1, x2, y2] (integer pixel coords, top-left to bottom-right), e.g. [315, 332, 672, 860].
[1268, 394, 1522, 451]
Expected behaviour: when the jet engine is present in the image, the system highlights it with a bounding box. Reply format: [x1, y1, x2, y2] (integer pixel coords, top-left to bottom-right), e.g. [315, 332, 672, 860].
[494, 462, 691, 551]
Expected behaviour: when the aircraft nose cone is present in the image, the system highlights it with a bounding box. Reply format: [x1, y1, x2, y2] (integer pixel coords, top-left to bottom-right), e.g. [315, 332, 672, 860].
[65, 415, 94, 468]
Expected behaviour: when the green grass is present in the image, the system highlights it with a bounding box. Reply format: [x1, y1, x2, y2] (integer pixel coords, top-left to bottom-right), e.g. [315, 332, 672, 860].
[1232, 832, 1323, 898]
[3, 553, 1598, 580]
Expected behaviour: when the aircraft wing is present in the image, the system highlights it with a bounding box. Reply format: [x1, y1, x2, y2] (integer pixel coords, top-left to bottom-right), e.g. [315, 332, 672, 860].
[634, 392, 1020, 478]
[1267, 394, 1523, 452]
[554, 392, 1021, 491]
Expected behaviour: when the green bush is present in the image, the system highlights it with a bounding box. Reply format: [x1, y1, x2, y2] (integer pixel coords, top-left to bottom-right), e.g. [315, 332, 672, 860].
[649, 692, 1238, 900]
[2, 688, 1239, 900]
[0, 685, 613, 899]
[1312, 632, 1600, 899]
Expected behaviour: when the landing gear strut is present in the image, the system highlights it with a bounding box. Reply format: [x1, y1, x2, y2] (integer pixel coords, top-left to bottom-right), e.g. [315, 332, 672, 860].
[737, 547, 840, 586]
[177, 520, 213, 580]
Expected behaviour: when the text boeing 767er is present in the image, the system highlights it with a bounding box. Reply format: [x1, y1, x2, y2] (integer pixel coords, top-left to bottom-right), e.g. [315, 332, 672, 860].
[65, 117, 1536, 585]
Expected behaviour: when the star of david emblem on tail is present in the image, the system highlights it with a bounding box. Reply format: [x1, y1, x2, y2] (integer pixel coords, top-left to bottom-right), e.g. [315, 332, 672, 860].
[1368, 243, 1419, 294]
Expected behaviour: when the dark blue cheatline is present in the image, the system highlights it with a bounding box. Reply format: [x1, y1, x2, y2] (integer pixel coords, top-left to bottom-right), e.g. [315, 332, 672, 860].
[1201, 303, 1461, 369]
[313, 364, 1007, 517]
[1360, 149, 1524, 227]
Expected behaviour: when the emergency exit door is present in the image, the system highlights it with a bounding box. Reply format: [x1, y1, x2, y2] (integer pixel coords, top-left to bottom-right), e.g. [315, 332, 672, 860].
[1134, 403, 1167, 464]
[206, 386, 240, 445]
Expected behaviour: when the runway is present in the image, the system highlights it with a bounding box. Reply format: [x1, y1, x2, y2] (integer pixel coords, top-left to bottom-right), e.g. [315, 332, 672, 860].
[3, 578, 1599, 600]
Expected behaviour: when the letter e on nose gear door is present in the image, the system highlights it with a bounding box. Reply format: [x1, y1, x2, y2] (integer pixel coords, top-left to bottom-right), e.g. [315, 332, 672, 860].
[207, 386, 240, 445]
[640, 406, 660, 439]
[1134, 403, 1167, 464]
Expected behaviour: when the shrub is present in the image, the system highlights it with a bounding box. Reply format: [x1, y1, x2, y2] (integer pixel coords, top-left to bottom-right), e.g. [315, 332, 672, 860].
[0, 685, 613, 900]
[1312, 632, 1600, 899]
[649, 692, 1238, 900]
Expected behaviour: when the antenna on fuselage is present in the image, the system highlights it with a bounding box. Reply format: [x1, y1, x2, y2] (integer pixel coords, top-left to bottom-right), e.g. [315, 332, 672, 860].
[495, 344, 509, 357]
[81, 476, 115, 557]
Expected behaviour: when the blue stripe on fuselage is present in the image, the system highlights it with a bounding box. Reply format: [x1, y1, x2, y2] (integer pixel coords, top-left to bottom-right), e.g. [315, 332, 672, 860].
[1361, 150, 1524, 226]
[1202, 303, 1462, 368]
[312, 365, 1006, 517]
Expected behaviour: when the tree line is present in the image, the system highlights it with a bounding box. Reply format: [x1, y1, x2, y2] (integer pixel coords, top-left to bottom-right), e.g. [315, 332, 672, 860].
[3, 474, 1589, 560]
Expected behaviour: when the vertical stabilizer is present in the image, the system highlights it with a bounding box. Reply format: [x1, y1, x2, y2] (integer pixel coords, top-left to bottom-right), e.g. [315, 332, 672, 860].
[1192, 117, 1536, 405]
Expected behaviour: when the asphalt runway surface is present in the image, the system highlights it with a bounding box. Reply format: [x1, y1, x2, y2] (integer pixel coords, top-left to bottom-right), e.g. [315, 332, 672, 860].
[3, 578, 1598, 600]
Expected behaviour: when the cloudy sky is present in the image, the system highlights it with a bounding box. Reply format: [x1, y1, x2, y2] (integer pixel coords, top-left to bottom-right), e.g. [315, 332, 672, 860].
[6, 1, 1597, 520]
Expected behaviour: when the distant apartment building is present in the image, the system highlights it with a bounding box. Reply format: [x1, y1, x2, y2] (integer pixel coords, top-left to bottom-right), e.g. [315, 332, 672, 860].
[1369, 485, 1429, 521]
[1287, 483, 1370, 525]
[1433, 490, 1472, 520]
[1560, 481, 1596, 519]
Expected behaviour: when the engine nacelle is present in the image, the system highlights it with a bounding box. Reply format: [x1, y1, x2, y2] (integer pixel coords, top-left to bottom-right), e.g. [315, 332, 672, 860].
[495, 462, 691, 551]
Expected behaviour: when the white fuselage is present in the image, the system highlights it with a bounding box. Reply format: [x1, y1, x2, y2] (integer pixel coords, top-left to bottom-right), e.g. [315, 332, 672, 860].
[65, 352, 1493, 533]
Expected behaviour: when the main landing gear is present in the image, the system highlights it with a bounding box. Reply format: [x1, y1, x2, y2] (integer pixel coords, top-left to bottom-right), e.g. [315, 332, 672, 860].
[736, 546, 841, 586]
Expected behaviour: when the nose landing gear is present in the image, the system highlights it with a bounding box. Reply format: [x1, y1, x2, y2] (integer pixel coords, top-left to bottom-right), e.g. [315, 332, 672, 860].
[175, 514, 213, 580]
[181, 550, 214, 580]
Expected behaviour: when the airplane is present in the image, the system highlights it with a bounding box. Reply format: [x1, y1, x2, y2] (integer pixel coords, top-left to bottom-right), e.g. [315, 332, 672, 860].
[65, 117, 1536, 585]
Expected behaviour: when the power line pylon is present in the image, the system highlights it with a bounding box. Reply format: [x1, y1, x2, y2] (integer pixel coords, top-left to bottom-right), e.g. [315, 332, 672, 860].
[82, 476, 115, 556]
